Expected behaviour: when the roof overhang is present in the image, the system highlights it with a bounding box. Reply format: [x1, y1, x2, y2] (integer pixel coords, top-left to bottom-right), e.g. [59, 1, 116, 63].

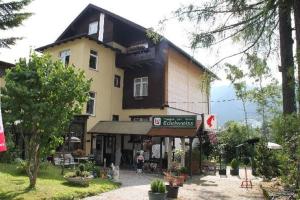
[35, 34, 121, 53]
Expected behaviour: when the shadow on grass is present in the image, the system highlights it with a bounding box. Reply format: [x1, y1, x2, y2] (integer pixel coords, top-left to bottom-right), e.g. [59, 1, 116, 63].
[0, 163, 74, 181]
[0, 186, 32, 200]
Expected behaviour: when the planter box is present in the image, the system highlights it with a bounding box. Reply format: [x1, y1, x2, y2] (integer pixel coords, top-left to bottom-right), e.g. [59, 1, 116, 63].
[230, 169, 239, 176]
[148, 191, 167, 200]
[166, 185, 179, 198]
[219, 169, 227, 175]
[65, 176, 93, 186]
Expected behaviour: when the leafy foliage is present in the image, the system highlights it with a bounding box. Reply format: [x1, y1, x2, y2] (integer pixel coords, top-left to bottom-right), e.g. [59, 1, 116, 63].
[1, 53, 91, 188]
[0, 0, 32, 48]
[271, 114, 300, 188]
[150, 179, 166, 193]
[230, 158, 239, 170]
[218, 121, 258, 163]
[255, 140, 280, 180]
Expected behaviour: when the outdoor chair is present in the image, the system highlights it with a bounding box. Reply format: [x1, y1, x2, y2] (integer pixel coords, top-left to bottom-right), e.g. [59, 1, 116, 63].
[53, 153, 77, 168]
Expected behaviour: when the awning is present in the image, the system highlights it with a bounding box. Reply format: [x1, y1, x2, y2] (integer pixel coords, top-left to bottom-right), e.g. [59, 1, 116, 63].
[88, 121, 152, 135]
[88, 121, 198, 137]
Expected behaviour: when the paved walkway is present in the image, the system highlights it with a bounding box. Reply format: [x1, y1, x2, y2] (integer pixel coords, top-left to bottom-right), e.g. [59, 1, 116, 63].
[84, 168, 263, 200]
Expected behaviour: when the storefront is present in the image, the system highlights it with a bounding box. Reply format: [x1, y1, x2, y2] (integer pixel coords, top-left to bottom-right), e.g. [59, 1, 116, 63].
[88, 115, 202, 176]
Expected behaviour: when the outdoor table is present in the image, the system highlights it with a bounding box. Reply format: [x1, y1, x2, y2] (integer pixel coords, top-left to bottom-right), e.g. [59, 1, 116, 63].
[74, 156, 89, 164]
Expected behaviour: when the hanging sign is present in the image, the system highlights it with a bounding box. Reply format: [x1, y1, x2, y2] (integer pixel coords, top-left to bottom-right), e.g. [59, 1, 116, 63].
[204, 114, 217, 131]
[152, 115, 196, 129]
[0, 109, 7, 152]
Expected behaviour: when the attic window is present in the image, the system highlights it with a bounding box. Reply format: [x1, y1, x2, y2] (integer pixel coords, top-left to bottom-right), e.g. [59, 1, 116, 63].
[88, 21, 98, 35]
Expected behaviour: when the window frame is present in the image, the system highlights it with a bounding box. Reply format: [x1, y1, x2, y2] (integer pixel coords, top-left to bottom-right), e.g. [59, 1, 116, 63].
[86, 91, 96, 116]
[59, 50, 70, 65]
[88, 21, 99, 35]
[133, 77, 148, 97]
[114, 75, 121, 88]
[89, 49, 98, 70]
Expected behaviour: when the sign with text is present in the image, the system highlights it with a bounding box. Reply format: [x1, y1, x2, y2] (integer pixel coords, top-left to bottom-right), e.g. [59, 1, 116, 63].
[204, 114, 217, 131]
[152, 115, 196, 129]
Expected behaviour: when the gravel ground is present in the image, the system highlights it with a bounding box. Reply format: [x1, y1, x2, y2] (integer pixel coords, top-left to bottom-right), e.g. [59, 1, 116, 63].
[84, 167, 263, 200]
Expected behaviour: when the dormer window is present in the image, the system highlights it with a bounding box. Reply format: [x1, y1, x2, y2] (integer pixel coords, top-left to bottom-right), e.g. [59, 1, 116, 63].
[88, 21, 98, 35]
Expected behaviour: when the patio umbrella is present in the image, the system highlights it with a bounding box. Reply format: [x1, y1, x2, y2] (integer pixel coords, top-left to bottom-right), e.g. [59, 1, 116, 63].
[65, 136, 81, 143]
[267, 142, 282, 150]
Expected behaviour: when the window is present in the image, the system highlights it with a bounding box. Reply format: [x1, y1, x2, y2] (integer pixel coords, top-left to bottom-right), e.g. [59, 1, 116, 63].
[88, 21, 98, 35]
[134, 77, 148, 97]
[114, 75, 121, 88]
[89, 50, 98, 69]
[86, 92, 95, 115]
[112, 115, 119, 121]
[59, 50, 70, 65]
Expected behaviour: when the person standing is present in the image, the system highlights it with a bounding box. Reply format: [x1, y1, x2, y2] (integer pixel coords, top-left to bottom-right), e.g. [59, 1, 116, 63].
[136, 152, 144, 173]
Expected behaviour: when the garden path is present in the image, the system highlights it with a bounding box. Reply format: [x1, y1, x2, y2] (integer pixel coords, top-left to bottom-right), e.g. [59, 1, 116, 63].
[84, 167, 263, 200]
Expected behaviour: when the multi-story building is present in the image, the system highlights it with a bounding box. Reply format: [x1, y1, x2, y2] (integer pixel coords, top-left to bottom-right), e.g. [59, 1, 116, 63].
[36, 4, 216, 171]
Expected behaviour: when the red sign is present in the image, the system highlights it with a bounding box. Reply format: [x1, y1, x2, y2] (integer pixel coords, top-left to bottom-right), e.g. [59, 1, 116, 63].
[0, 109, 7, 152]
[204, 114, 217, 131]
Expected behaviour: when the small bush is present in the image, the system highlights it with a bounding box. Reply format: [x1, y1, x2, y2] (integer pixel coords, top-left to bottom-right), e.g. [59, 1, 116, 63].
[230, 159, 239, 169]
[79, 164, 85, 172]
[150, 179, 166, 193]
[14, 158, 27, 174]
[179, 166, 188, 174]
[64, 172, 76, 178]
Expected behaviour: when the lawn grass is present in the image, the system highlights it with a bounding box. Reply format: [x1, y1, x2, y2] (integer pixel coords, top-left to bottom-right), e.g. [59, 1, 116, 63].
[0, 163, 119, 200]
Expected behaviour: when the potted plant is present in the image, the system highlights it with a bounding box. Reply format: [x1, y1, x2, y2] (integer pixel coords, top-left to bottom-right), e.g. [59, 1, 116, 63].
[230, 158, 239, 176]
[163, 172, 181, 198]
[148, 179, 167, 200]
[179, 166, 189, 181]
[64, 164, 93, 186]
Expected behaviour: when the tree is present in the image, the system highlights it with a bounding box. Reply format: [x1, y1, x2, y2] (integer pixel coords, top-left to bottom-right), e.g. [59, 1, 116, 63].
[294, 0, 300, 112]
[174, 0, 297, 114]
[1, 54, 91, 188]
[246, 54, 280, 137]
[219, 121, 257, 163]
[225, 64, 250, 132]
[0, 0, 32, 48]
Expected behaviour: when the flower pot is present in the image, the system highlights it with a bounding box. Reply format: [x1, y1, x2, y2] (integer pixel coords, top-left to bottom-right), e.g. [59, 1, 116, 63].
[148, 191, 167, 200]
[219, 169, 227, 175]
[65, 176, 92, 186]
[166, 184, 179, 198]
[181, 173, 188, 181]
[230, 169, 239, 176]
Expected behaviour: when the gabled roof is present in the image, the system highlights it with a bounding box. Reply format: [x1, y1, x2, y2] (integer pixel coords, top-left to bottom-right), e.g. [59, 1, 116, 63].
[38, 3, 217, 78]
[36, 33, 121, 53]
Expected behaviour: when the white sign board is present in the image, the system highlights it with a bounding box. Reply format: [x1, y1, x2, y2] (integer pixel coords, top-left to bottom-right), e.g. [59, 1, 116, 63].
[204, 114, 217, 131]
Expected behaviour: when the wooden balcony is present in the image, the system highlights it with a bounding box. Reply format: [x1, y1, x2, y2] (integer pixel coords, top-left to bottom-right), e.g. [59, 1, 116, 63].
[116, 47, 160, 69]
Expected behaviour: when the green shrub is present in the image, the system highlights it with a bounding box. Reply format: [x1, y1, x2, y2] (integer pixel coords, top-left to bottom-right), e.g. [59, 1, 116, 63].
[230, 159, 239, 169]
[179, 166, 188, 174]
[79, 163, 85, 172]
[14, 158, 27, 174]
[85, 161, 95, 172]
[150, 179, 166, 193]
[255, 140, 280, 180]
[64, 172, 76, 178]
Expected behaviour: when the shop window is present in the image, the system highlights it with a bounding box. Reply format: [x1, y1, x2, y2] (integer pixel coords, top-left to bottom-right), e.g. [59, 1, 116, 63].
[112, 115, 119, 121]
[134, 77, 148, 97]
[86, 92, 96, 115]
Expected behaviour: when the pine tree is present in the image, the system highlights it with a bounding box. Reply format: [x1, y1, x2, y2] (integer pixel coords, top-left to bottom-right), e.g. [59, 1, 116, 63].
[173, 0, 297, 114]
[0, 0, 32, 48]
